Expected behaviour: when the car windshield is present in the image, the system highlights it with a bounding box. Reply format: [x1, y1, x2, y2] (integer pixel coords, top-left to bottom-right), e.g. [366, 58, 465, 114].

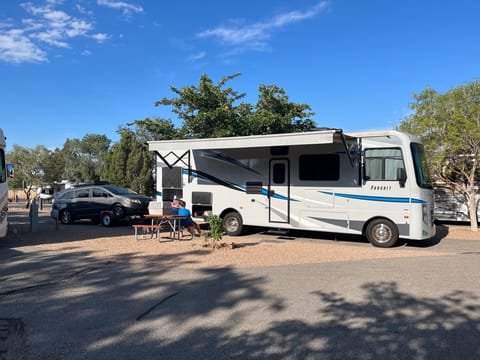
[103, 185, 138, 195]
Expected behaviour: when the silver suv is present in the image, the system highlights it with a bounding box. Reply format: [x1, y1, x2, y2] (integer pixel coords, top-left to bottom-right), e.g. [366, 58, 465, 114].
[51, 185, 152, 224]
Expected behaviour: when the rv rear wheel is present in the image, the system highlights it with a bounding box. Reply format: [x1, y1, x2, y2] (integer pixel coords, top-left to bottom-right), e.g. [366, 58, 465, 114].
[366, 218, 399, 248]
[223, 212, 243, 236]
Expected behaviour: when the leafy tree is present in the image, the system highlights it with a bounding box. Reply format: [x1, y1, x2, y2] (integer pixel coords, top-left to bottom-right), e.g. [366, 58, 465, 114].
[41, 148, 65, 184]
[155, 73, 317, 138]
[155, 73, 247, 138]
[398, 81, 480, 231]
[127, 117, 178, 141]
[62, 134, 111, 183]
[7, 145, 49, 205]
[248, 84, 316, 134]
[102, 128, 154, 196]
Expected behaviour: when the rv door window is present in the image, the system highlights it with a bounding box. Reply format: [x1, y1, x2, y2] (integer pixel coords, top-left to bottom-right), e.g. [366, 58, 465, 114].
[272, 163, 286, 184]
[364, 148, 404, 181]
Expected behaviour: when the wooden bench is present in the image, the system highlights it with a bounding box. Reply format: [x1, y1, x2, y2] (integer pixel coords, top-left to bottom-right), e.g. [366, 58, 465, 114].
[132, 224, 165, 240]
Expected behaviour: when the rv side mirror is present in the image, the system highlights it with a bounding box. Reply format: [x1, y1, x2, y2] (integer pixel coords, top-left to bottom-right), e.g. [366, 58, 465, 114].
[397, 167, 407, 188]
[7, 163, 13, 178]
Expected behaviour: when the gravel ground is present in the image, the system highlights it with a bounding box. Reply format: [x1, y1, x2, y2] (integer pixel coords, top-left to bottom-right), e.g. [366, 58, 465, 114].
[4, 202, 479, 269]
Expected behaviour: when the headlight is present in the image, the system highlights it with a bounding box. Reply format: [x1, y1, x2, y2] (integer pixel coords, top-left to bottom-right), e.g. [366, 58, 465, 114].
[127, 198, 142, 204]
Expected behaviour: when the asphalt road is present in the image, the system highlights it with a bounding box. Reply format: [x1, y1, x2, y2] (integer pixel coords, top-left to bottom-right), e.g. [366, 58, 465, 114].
[1, 203, 480, 359]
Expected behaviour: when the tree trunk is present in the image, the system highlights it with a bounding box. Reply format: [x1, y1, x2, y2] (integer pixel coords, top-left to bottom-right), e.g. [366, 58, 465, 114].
[469, 201, 479, 232]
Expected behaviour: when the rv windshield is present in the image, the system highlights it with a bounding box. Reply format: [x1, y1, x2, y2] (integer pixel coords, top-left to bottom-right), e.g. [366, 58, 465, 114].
[411, 143, 432, 189]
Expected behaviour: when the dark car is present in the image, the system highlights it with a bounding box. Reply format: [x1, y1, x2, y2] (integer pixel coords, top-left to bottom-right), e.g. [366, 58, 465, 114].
[51, 185, 152, 224]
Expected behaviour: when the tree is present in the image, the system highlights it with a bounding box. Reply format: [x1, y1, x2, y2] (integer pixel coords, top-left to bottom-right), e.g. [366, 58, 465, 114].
[102, 128, 154, 196]
[41, 148, 65, 184]
[154, 73, 317, 138]
[155, 73, 247, 138]
[7, 145, 49, 205]
[248, 84, 315, 134]
[127, 117, 178, 141]
[62, 134, 111, 183]
[398, 81, 480, 231]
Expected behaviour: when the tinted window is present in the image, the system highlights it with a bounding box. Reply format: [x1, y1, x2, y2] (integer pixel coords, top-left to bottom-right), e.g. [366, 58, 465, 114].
[74, 188, 90, 198]
[411, 143, 433, 188]
[58, 190, 74, 200]
[299, 154, 340, 181]
[93, 188, 110, 197]
[103, 185, 137, 195]
[272, 163, 286, 184]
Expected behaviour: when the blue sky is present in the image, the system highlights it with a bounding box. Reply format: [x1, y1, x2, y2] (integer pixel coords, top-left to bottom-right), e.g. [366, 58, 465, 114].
[1, 0, 480, 150]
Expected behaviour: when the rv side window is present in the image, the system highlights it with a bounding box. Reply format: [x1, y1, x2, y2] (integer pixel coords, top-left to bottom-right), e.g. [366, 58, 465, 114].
[364, 148, 404, 181]
[299, 154, 340, 181]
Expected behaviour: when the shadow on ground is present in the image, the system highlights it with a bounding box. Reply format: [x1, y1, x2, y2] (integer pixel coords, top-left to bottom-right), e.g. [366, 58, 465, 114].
[1, 245, 479, 359]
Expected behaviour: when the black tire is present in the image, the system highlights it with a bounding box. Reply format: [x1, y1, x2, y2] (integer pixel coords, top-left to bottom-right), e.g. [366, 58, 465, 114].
[60, 209, 72, 224]
[112, 203, 125, 218]
[101, 213, 113, 227]
[222, 212, 243, 236]
[366, 218, 399, 248]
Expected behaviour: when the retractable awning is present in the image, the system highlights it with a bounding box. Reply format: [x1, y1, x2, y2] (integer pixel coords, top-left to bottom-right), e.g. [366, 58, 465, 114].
[148, 129, 358, 168]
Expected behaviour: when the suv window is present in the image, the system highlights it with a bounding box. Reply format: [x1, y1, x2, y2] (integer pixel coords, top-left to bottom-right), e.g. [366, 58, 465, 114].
[92, 188, 110, 198]
[74, 188, 90, 198]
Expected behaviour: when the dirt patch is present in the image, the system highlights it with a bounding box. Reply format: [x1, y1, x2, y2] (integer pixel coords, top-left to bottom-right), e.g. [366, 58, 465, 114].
[4, 203, 479, 269]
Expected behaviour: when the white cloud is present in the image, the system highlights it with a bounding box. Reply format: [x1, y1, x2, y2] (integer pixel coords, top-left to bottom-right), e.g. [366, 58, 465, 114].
[188, 51, 206, 62]
[197, 1, 329, 52]
[0, 28, 47, 63]
[66, 20, 93, 37]
[91, 33, 110, 43]
[97, 0, 143, 17]
[0, 0, 140, 64]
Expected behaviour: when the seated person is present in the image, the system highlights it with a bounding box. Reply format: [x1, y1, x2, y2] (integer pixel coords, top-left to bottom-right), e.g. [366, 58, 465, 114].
[170, 198, 180, 215]
[177, 200, 201, 237]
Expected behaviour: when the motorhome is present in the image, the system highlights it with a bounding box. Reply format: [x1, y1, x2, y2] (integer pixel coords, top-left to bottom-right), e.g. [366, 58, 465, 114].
[148, 129, 435, 247]
[0, 128, 10, 238]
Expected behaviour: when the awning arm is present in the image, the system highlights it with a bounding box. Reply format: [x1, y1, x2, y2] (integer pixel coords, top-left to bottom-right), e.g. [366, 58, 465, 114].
[339, 132, 355, 167]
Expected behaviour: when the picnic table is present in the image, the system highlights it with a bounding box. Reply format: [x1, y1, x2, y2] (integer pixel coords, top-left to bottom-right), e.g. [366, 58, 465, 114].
[132, 214, 188, 241]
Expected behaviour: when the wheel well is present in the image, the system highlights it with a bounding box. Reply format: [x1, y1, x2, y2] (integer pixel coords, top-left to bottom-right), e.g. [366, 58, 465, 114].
[362, 216, 396, 236]
[219, 208, 239, 219]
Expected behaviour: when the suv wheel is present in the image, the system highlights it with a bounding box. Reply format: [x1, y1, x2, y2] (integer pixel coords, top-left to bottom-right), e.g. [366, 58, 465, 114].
[101, 212, 113, 227]
[60, 209, 72, 224]
[112, 203, 125, 218]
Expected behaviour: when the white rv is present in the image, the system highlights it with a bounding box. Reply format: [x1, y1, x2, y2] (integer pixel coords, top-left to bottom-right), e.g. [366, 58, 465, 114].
[149, 129, 436, 247]
[0, 128, 10, 238]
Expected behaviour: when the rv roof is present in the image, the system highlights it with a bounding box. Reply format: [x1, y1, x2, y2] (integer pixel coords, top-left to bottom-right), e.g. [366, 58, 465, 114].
[148, 129, 353, 152]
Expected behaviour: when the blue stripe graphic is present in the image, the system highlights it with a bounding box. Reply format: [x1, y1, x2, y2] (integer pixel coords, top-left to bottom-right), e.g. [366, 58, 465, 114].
[321, 191, 425, 203]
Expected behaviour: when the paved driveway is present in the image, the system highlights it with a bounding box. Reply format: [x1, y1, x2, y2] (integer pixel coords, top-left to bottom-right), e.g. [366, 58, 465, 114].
[1, 204, 479, 359]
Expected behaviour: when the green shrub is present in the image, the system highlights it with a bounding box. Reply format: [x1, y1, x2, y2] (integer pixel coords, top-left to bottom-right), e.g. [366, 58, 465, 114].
[204, 214, 224, 247]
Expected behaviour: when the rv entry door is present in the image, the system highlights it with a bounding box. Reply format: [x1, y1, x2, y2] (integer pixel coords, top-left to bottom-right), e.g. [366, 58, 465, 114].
[269, 159, 290, 223]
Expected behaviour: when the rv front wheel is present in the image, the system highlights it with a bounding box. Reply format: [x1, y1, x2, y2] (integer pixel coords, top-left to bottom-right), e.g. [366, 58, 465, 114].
[223, 212, 243, 236]
[366, 218, 399, 248]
